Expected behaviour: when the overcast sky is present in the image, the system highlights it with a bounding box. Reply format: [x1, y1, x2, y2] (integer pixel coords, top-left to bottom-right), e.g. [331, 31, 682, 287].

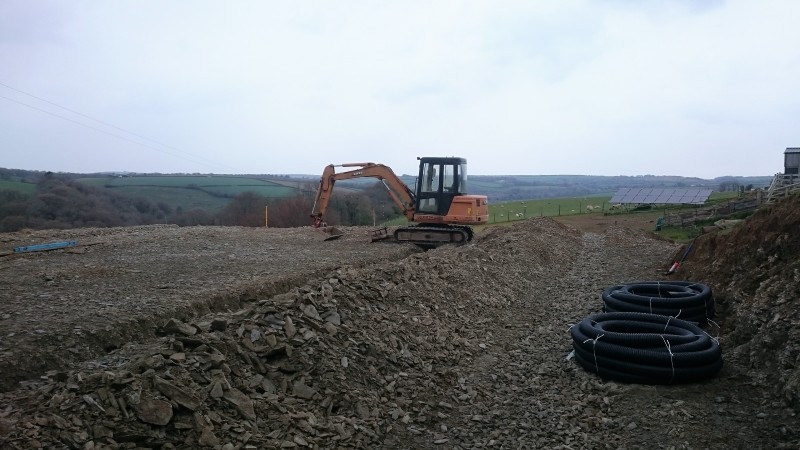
[1, 1, 798, 178]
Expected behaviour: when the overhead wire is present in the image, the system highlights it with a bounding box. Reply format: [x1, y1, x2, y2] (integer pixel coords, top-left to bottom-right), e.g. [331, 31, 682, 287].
[0, 81, 242, 173]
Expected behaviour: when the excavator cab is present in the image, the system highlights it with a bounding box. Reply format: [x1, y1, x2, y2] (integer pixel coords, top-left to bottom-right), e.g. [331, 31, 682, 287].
[416, 157, 466, 215]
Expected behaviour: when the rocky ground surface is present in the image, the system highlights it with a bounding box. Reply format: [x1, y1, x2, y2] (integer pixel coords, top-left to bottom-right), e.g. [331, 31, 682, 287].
[0, 211, 798, 449]
[0, 225, 414, 392]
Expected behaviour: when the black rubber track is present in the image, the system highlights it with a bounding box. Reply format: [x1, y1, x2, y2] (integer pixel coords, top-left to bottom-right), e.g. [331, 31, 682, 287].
[570, 312, 722, 384]
[601, 281, 714, 324]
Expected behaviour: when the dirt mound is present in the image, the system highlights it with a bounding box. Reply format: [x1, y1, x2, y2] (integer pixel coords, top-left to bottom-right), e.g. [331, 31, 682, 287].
[680, 192, 800, 407]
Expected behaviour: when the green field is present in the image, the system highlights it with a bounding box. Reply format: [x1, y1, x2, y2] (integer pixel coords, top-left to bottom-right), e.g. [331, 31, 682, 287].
[487, 191, 740, 223]
[487, 194, 612, 222]
[381, 194, 614, 226]
[76, 175, 304, 211]
[0, 180, 37, 195]
[380, 190, 743, 227]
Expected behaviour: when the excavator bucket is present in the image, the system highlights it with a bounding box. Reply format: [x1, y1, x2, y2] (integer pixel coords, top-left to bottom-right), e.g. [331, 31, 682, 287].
[319, 226, 344, 241]
[368, 227, 390, 242]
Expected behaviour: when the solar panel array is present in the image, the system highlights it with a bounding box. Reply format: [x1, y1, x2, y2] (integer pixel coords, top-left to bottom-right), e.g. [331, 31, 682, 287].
[610, 188, 713, 205]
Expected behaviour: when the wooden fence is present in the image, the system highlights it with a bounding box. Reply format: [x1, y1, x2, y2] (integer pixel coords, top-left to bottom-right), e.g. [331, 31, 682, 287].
[766, 174, 800, 202]
[663, 196, 763, 227]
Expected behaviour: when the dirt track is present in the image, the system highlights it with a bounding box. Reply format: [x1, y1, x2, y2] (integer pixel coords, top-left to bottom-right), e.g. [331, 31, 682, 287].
[0, 217, 798, 449]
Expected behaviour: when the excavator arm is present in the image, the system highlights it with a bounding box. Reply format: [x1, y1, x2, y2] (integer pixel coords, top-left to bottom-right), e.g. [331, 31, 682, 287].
[310, 162, 417, 227]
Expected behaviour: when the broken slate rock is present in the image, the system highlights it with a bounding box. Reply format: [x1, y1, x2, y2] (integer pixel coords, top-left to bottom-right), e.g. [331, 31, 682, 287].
[161, 318, 197, 336]
[210, 382, 224, 398]
[154, 376, 202, 411]
[134, 397, 173, 426]
[356, 402, 371, 419]
[137, 354, 166, 372]
[293, 382, 318, 400]
[211, 318, 228, 331]
[198, 425, 220, 447]
[303, 305, 322, 321]
[322, 311, 341, 326]
[223, 388, 256, 421]
[284, 316, 297, 339]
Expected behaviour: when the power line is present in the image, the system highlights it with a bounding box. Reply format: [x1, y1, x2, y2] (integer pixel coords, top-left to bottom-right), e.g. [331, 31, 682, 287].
[0, 94, 229, 172]
[0, 82, 242, 173]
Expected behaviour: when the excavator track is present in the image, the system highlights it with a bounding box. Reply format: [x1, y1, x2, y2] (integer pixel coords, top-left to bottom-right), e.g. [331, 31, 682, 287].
[393, 225, 472, 249]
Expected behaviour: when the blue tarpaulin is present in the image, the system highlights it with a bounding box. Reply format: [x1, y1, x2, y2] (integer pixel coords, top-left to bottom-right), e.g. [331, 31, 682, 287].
[14, 240, 79, 253]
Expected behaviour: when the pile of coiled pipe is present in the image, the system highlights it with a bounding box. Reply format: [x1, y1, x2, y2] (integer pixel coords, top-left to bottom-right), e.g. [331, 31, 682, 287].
[602, 281, 714, 324]
[570, 312, 722, 384]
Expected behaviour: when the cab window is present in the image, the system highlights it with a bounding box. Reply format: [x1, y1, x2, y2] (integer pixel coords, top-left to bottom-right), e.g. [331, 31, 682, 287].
[421, 162, 440, 193]
[443, 164, 456, 192]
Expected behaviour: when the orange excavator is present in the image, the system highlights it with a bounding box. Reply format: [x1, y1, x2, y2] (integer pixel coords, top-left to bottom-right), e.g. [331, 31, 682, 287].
[311, 157, 489, 247]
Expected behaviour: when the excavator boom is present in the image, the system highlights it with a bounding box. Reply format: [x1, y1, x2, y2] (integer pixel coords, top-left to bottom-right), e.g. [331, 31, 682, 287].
[311, 163, 417, 226]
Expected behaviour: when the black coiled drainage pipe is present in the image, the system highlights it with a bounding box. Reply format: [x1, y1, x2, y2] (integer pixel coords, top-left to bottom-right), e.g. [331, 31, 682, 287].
[602, 281, 714, 324]
[570, 312, 722, 384]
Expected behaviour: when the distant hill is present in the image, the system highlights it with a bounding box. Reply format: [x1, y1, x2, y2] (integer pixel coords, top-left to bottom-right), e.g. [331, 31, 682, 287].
[0, 173, 170, 231]
[1, 168, 774, 202]
[0, 167, 774, 232]
[462, 174, 773, 201]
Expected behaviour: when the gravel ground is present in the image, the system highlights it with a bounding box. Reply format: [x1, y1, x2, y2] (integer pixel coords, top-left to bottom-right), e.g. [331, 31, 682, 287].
[0, 225, 414, 391]
[0, 218, 797, 449]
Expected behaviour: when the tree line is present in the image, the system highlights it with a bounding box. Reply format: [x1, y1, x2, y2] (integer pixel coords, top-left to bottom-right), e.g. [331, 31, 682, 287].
[0, 173, 401, 232]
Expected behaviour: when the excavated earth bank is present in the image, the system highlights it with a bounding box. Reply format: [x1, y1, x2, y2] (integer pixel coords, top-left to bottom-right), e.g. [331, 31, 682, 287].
[0, 215, 798, 449]
[680, 193, 800, 412]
